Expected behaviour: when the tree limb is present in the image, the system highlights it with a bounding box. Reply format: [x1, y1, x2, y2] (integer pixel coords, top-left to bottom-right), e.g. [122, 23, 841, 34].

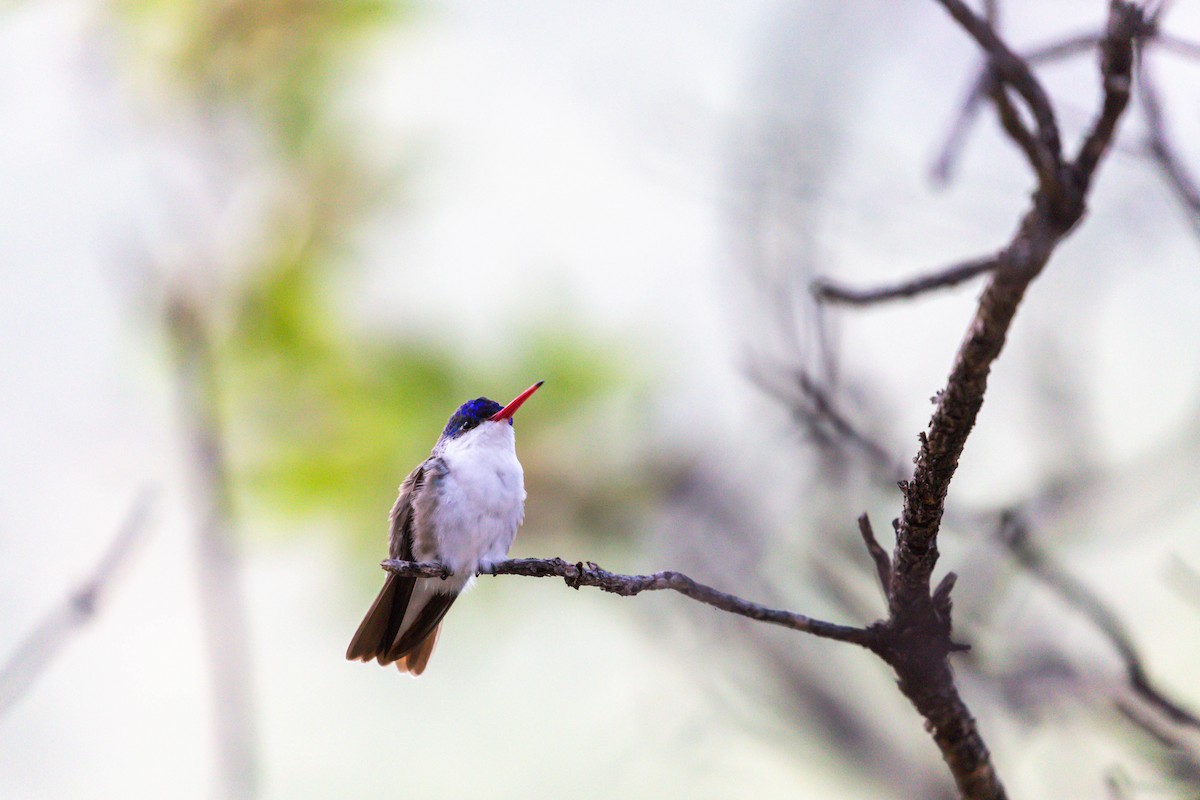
[896, 0, 1142, 623]
[747, 364, 904, 481]
[873, 4, 1144, 798]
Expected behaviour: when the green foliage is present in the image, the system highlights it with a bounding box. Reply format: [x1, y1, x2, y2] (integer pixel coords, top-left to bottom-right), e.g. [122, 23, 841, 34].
[115, 0, 401, 155]
[112, 0, 655, 554]
[220, 253, 635, 552]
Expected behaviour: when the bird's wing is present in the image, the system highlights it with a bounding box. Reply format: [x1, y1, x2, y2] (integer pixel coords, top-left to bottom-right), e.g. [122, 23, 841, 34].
[346, 458, 444, 666]
[389, 458, 439, 560]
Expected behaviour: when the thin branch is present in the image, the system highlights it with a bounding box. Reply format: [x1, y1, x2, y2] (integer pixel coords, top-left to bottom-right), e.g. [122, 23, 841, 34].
[999, 514, 1200, 730]
[858, 513, 892, 597]
[380, 558, 881, 650]
[813, 254, 999, 306]
[1074, 4, 1144, 183]
[932, 75, 990, 185]
[790, 369, 900, 475]
[988, 81, 1045, 175]
[933, 34, 1102, 184]
[0, 489, 157, 718]
[1157, 33, 1200, 60]
[1115, 701, 1200, 785]
[747, 363, 903, 480]
[934, 0, 1063, 184]
[1137, 50, 1200, 236]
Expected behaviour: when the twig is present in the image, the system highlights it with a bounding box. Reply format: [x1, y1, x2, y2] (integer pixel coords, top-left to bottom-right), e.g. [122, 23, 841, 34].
[380, 558, 881, 650]
[1137, 50, 1200, 236]
[1157, 33, 1200, 60]
[1115, 700, 1200, 783]
[813, 254, 999, 306]
[0, 489, 157, 718]
[1074, 6, 1143, 183]
[934, 0, 1063, 186]
[748, 363, 903, 481]
[858, 514, 892, 596]
[1000, 513, 1200, 730]
[988, 80, 1045, 176]
[791, 369, 900, 475]
[933, 34, 1102, 184]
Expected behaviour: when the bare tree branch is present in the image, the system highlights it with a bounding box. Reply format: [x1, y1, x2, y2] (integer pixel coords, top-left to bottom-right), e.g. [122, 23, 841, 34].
[813, 255, 999, 306]
[757, 5, 1150, 796]
[381, 558, 882, 650]
[0, 489, 157, 718]
[1115, 700, 1200, 785]
[988, 81, 1046, 175]
[999, 513, 1200, 730]
[862, 4, 1144, 798]
[895, 0, 1141, 622]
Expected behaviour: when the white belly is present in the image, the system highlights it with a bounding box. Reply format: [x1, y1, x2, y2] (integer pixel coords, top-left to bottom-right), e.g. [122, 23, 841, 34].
[420, 421, 526, 590]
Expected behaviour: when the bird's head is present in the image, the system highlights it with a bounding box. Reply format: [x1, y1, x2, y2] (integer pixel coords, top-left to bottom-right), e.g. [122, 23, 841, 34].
[440, 381, 543, 442]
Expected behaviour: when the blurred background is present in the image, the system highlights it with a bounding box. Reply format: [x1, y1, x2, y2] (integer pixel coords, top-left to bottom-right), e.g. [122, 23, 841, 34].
[2, 0, 1199, 797]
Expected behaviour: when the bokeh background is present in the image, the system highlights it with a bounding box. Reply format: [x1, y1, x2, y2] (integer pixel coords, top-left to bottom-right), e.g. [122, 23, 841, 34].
[2, 1, 1200, 797]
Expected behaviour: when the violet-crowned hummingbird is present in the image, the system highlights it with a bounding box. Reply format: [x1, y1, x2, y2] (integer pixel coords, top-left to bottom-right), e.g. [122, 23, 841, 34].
[346, 381, 543, 675]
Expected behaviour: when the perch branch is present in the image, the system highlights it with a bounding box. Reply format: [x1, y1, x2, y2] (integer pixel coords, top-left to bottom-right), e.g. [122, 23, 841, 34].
[380, 558, 881, 650]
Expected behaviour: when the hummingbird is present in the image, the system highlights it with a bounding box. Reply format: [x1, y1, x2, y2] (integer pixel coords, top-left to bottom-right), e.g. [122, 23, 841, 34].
[346, 380, 543, 675]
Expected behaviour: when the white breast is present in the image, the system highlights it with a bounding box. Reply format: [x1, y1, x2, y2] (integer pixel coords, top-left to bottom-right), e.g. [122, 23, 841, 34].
[426, 420, 526, 589]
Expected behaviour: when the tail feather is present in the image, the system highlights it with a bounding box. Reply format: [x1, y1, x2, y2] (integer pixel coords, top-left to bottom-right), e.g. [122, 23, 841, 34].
[346, 573, 414, 662]
[386, 590, 456, 663]
[397, 623, 441, 676]
[346, 573, 456, 675]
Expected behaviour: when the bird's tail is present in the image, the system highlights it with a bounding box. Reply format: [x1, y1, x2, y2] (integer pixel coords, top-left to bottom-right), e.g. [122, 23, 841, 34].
[346, 573, 456, 676]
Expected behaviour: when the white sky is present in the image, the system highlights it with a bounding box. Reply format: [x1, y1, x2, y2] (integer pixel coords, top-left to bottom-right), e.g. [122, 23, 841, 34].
[2, 1, 1199, 798]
